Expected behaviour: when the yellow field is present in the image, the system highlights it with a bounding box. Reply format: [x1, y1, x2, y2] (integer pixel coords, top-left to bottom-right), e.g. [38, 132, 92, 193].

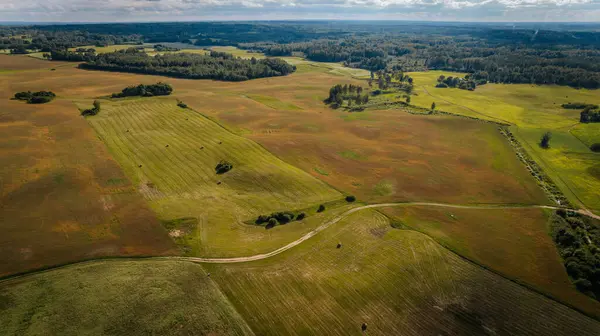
[409, 70, 600, 213]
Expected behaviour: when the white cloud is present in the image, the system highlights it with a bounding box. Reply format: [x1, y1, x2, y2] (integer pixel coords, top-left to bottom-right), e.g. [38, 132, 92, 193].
[0, 0, 599, 21]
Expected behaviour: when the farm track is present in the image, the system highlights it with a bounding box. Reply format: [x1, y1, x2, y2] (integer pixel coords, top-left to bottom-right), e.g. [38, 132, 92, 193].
[2, 201, 596, 284]
[168, 201, 600, 264]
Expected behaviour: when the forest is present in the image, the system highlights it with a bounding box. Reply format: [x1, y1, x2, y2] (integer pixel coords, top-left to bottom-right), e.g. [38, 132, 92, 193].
[2, 21, 600, 88]
[80, 49, 296, 81]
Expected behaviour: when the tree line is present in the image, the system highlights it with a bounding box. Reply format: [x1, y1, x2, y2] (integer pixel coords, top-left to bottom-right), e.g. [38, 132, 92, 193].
[79, 49, 295, 81]
[111, 82, 173, 98]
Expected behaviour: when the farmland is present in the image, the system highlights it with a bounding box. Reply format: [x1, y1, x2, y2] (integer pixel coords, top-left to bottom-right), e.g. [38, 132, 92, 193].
[2, 48, 600, 334]
[205, 209, 600, 335]
[0, 260, 254, 335]
[0, 56, 176, 276]
[381, 206, 600, 316]
[85, 98, 341, 256]
[408, 70, 600, 213]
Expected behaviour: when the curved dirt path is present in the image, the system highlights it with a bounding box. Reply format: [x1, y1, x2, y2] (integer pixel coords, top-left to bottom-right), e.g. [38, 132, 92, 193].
[167, 202, 599, 264]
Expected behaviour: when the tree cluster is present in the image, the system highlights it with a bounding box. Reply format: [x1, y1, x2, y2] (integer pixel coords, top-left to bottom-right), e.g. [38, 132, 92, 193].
[111, 82, 173, 98]
[255, 211, 306, 227]
[13, 91, 55, 104]
[153, 44, 180, 52]
[80, 49, 295, 81]
[81, 100, 101, 116]
[551, 210, 600, 300]
[562, 102, 598, 110]
[215, 160, 233, 175]
[436, 75, 481, 91]
[325, 84, 368, 107]
[580, 107, 600, 123]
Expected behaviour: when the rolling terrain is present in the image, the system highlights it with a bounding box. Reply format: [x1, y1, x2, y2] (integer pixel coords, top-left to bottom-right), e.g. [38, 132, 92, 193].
[2, 52, 600, 335]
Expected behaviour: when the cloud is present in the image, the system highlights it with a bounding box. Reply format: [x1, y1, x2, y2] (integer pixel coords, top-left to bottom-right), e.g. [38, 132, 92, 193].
[0, 0, 599, 21]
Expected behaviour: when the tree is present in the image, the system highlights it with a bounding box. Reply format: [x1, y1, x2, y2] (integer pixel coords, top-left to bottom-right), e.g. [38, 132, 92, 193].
[540, 132, 552, 149]
[317, 204, 325, 212]
[93, 100, 101, 112]
[431, 102, 436, 111]
[406, 96, 411, 104]
[345, 195, 356, 202]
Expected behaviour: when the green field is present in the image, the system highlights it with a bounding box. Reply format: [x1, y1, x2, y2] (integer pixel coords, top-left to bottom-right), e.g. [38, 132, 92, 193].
[381, 206, 600, 316]
[0, 260, 253, 335]
[85, 98, 342, 257]
[206, 209, 600, 335]
[408, 70, 600, 213]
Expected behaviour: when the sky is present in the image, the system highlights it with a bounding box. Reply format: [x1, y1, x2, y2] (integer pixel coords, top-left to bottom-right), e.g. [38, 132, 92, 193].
[1, 0, 600, 23]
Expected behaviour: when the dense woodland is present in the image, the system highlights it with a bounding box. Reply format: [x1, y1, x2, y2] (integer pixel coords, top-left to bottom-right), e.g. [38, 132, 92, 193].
[80, 49, 295, 81]
[2, 21, 600, 87]
[551, 210, 600, 300]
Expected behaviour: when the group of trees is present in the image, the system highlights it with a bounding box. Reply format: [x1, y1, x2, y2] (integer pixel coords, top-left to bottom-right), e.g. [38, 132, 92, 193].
[111, 82, 173, 98]
[80, 49, 296, 81]
[436, 75, 482, 91]
[580, 107, 600, 123]
[13, 91, 55, 104]
[255, 211, 306, 227]
[324, 84, 368, 107]
[551, 210, 600, 300]
[81, 100, 101, 116]
[367, 70, 413, 93]
[153, 44, 180, 52]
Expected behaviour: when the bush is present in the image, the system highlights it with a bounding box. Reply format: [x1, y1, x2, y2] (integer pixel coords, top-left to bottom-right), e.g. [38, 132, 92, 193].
[591, 143, 600, 152]
[317, 204, 325, 212]
[255, 211, 296, 226]
[177, 101, 188, 108]
[435, 83, 448, 88]
[556, 209, 567, 218]
[81, 100, 101, 116]
[540, 132, 552, 149]
[28, 96, 53, 104]
[215, 160, 233, 174]
[296, 213, 306, 221]
[345, 195, 356, 202]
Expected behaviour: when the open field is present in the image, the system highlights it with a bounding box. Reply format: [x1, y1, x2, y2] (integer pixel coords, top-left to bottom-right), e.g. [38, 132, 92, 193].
[206, 209, 600, 335]
[380, 206, 600, 316]
[0, 260, 254, 335]
[0, 59, 176, 276]
[408, 70, 600, 213]
[85, 98, 341, 256]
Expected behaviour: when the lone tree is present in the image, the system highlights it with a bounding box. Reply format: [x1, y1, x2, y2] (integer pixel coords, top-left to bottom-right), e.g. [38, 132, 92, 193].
[431, 102, 436, 111]
[317, 204, 326, 212]
[345, 195, 356, 202]
[215, 160, 233, 174]
[540, 132, 552, 149]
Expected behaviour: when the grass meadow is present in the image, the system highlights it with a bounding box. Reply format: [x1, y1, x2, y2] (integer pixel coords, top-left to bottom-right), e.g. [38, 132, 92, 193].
[408, 70, 600, 213]
[0, 260, 254, 335]
[206, 209, 600, 335]
[381, 206, 600, 317]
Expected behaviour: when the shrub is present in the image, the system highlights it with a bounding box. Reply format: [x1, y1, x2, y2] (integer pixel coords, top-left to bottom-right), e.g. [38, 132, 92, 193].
[215, 160, 233, 174]
[296, 213, 306, 221]
[177, 101, 188, 108]
[556, 209, 567, 218]
[81, 100, 101, 116]
[591, 143, 600, 152]
[345, 195, 356, 202]
[317, 204, 325, 212]
[435, 83, 448, 88]
[28, 96, 53, 104]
